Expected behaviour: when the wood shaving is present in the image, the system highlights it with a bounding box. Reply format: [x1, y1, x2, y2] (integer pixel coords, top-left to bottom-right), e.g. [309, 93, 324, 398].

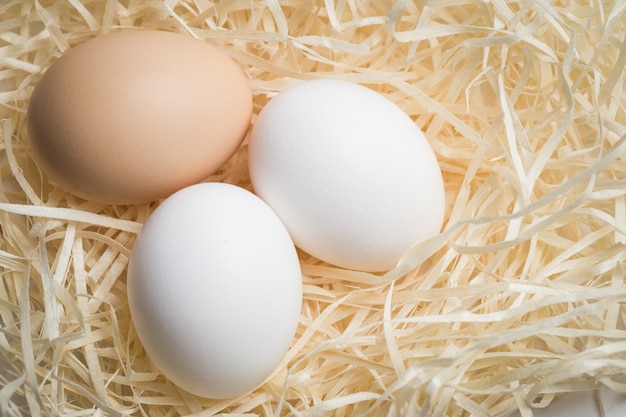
[1, 1, 625, 416]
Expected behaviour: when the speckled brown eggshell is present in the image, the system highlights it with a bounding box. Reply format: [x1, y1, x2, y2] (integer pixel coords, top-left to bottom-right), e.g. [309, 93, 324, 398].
[26, 30, 252, 205]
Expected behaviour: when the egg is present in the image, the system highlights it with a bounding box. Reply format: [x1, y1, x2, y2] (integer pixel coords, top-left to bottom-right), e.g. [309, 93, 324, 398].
[127, 183, 302, 399]
[26, 30, 252, 204]
[248, 79, 445, 272]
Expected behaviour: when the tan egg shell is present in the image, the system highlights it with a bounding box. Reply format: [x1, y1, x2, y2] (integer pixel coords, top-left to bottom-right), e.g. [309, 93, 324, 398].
[27, 30, 252, 205]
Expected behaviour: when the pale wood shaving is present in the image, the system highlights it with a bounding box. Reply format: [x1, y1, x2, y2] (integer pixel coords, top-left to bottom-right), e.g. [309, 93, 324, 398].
[1, 1, 625, 416]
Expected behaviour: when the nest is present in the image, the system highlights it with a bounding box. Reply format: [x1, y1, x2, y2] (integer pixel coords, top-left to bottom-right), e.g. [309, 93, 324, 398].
[1, 1, 625, 416]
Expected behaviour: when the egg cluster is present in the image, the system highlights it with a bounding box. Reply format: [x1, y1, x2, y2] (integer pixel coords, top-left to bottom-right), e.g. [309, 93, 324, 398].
[26, 30, 445, 399]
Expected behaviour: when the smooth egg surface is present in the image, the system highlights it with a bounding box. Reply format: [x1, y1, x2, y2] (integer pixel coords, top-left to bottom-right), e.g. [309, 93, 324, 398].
[127, 183, 302, 399]
[27, 30, 252, 204]
[248, 79, 445, 272]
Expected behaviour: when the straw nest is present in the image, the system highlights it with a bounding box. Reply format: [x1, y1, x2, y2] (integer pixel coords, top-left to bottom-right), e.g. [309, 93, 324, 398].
[1, 1, 625, 416]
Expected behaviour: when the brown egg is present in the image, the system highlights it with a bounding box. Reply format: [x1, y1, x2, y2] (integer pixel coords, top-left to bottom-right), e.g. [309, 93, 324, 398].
[26, 30, 252, 204]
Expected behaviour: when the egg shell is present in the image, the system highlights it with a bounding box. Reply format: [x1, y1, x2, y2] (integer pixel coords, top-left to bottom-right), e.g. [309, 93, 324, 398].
[248, 79, 445, 272]
[127, 182, 302, 399]
[26, 30, 252, 204]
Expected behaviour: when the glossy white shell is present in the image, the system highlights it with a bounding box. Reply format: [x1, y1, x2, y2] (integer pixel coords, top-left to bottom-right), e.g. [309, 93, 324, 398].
[128, 183, 302, 398]
[249, 79, 445, 271]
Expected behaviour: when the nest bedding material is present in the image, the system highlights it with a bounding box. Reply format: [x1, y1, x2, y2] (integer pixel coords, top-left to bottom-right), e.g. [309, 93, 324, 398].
[1, 0, 626, 416]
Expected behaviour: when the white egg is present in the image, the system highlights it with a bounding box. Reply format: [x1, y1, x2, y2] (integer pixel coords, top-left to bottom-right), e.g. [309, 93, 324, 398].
[127, 183, 302, 399]
[248, 79, 445, 272]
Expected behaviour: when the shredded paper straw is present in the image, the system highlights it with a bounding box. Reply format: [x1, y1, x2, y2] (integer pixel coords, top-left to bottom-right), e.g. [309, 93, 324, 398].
[1, 1, 625, 416]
